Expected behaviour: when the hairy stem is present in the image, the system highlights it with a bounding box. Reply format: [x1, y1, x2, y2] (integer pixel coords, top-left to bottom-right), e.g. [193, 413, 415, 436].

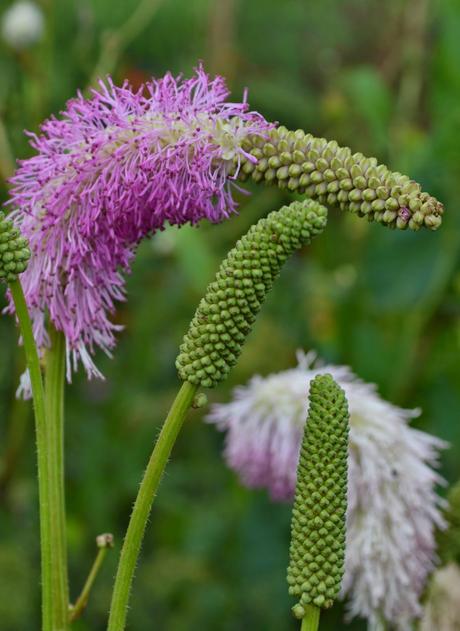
[45, 326, 69, 630]
[301, 605, 320, 631]
[8, 280, 52, 629]
[107, 381, 197, 631]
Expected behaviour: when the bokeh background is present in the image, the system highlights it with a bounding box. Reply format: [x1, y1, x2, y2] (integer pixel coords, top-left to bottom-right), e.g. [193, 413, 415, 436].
[0, 0, 459, 629]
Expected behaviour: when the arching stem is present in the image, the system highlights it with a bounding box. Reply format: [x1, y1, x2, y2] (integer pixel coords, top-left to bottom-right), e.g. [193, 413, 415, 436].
[107, 380, 197, 631]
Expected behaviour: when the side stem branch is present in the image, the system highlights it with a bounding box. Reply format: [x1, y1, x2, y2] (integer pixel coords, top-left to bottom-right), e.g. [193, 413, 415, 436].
[69, 534, 114, 622]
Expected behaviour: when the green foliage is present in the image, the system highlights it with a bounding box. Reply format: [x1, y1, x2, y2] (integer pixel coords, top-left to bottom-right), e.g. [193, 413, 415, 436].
[0, 0, 459, 629]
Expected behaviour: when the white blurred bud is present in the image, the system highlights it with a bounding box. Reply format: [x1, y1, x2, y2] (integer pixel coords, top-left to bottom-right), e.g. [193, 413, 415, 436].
[420, 563, 460, 631]
[1, 1, 44, 50]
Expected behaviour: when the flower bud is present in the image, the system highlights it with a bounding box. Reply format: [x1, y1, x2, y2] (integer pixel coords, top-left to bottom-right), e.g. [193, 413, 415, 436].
[96, 533, 114, 549]
[287, 374, 349, 617]
[176, 199, 327, 387]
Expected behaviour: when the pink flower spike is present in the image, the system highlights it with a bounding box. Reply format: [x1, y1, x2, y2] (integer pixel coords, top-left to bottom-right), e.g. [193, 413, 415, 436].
[5, 65, 271, 380]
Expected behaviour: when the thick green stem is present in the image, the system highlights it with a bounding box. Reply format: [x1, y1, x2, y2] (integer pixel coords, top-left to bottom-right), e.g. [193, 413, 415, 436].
[9, 280, 52, 629]
[107, 381, 198, 631]
[301, 605, 320, 631]
[45, 326, 69, 630]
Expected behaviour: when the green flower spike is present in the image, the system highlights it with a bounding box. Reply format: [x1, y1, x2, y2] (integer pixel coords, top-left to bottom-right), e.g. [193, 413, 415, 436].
[238, 127, 443, 231]
[287, 374, 349, 626]
[176, 199, 327, 388]
[0, 211, 31, 283]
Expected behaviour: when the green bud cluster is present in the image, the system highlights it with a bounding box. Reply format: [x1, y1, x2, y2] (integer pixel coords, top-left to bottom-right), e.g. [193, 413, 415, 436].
[0, 211, 30, 283]
[176, 199, 327, 388]
[287, 374, 349, 618]
[237, 126, 443, 231]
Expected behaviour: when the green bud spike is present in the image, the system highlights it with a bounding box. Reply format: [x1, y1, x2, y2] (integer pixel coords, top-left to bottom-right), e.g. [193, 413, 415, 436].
[238, 127, 443, 231]
[176, 199, 327, 388]
[287, 374, 349, 619]
[0, 211, 31, 283]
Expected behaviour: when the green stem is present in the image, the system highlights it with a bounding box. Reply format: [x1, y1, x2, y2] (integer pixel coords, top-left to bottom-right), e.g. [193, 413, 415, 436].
[301, 605, 321, 631]
[69, 534, 114, 622]
[45, 326, 69, 630]
[8, 280, 52, 629]
[107, 381, 198, 631]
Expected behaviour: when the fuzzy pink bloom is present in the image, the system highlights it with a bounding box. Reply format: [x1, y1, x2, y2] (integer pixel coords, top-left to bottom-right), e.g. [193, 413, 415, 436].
[6, 65, 270, 380]
[207, 352, 446, 630]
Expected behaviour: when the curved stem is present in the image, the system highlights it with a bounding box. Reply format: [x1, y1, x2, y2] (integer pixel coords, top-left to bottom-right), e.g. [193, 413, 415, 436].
[301, 605, 320, 631]
[107, 381, 197, 631]
[8, 280, 52, 629]
[45, 326, 69, 630]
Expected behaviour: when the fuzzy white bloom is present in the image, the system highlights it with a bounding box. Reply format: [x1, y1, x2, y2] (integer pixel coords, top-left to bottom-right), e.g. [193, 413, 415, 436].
[420, 563, 460, 631]
[1, 1, 44, 50]
[207, 351, 446, 630]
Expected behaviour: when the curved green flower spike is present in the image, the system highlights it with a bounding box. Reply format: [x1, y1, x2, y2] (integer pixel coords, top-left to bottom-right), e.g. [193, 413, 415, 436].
[0, 211, 31, 283]
[176, 199, 327, 387]
[238, 127, 443, 231]
[287, 373, 349, 621]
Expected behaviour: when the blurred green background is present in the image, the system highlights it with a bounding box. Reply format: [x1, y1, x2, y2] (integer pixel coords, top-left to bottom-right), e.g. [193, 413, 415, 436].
[0, 0, 459, 629]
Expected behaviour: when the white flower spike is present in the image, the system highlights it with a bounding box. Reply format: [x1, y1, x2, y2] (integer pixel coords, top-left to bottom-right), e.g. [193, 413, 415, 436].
[207, 351, 446, 630]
